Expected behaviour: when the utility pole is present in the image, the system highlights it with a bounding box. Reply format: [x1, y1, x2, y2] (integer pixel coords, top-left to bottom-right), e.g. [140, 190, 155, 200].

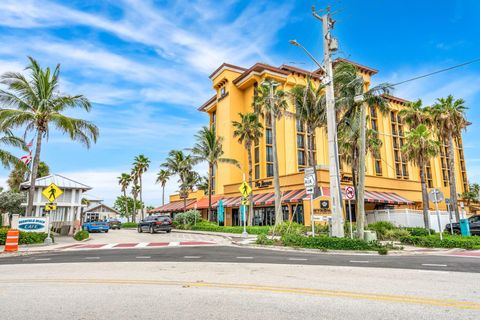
[313, 6, 344, 237]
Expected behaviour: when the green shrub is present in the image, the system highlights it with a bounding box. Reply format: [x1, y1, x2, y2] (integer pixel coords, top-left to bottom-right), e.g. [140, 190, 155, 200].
[314, 223, 329, 234]
[400, 234, 480, 250]
[172, 220, 179, 228]
[269, 222, 306, 236]
[174, 210, 201, 225]
[0, 228, 52, 245]
[404, 227, 435, 236]
[73, 230, 89, 241]
[187, 220, 270, 235]
[366, 221, 397, 240]
[281, 234, 384, 251]
[377, 247, 389, 255]
[256, 234, 274, 245]
[121, 222, 137, 228]
[383, 228, 410, 241]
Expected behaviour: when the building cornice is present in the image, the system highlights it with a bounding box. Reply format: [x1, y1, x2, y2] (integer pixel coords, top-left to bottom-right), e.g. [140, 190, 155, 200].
[197, 95, 217, 112]
[209, 63, 247, 80]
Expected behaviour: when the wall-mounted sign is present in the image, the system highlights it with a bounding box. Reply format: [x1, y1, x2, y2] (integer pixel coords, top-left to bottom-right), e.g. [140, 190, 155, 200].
[255, 180, 272, 188]
[18, 217, 47, 232]
[340, 174, 353, 183]
[320, 200, 330, 210]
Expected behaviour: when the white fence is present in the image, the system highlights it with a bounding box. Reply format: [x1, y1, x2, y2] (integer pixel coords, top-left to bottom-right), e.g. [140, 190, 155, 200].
[365, 209, 457, 232]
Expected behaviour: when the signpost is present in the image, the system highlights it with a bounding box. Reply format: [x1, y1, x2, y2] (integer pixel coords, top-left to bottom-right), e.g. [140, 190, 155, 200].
[238, 179, 252, 238]
[428, 188, 444, 240]
[42, 183, 63, 244]
[304, 167, 316, 236]
[345, 186, 355, 239]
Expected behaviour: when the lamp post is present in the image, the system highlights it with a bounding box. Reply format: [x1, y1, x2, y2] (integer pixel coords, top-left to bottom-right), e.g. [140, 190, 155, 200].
[289, 24, 345, 237]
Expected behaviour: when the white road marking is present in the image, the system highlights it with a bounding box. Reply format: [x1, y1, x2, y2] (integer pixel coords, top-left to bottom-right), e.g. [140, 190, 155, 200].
[169, 242, 180, 247]
[288, 258, 308, 261]
[236, 256, 253, 259]
[421, 263, 447, 267]
[349, 260, 369, 264]
[135, 256, 151, 259]
[135, 243, 149, 248]
[34, 258, 51, 261]
[85, 257, 100, 260]
[184, 256, 201, 259]
[102, 243, 118, 249]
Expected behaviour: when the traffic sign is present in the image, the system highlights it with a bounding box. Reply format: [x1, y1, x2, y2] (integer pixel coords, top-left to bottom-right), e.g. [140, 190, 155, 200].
[42, 183, 63, 202]
[241, 198, 248, 206]
[238, 181, 252, 198]
[45, 203, 57, 211]
[428, 188, 444, 203]
[345, 186, 355, 200]
[306, 186, 315, 195]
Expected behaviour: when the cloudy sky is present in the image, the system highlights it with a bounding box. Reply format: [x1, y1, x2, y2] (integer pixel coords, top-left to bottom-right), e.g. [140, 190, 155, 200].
[0, 0, 479, 206]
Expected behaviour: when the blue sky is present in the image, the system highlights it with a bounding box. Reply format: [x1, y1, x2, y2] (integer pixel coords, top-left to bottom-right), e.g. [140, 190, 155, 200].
[0, 0, 479, 205]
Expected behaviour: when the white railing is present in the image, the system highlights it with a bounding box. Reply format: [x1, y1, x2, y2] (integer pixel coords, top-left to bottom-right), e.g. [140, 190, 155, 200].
[365, 209, 457, 232]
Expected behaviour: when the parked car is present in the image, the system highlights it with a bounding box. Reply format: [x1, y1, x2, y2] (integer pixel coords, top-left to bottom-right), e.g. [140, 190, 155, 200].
[82, 220, 110, 233]
[108, 219, 122, 230]
[444, 215, 480, 235]
[137, 215, 172, 234]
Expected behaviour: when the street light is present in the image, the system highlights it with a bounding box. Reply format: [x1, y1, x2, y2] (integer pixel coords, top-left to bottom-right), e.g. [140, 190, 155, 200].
[289, 40, 326, 74]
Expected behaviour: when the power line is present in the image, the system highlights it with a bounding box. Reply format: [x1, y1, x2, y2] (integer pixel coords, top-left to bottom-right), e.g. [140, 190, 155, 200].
[391, 57, 480, 87]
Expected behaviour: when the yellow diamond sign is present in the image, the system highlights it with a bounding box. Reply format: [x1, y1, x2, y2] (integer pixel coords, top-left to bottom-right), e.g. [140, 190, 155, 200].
[238, 181, 252, 198]
[42, 183, 63, 202]
[45, 203, 57, 211]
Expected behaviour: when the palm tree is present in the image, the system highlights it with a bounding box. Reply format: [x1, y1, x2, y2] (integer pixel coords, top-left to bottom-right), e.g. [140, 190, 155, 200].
[196, 175, 210, 195]
[133, 154, 150, 220]
[155, 169, 171, 207]
[232, 112, 263, 225]
[118, 173, 132, 221]
[0, 57, 99, 215]
[0, 130, 26, 171]
[401, 125, 440, 229]
[253, 79, 288, 225]
[431, 95, 469, 221]
[178, 170, 200, 212]
[399, 99, 432, 129]
[334, 62, 391, 238]
[131, 184, 141, 221]
[79, 197, 91, 228]
[162, 150, 195, 212]
[462, 183, 480, 207]
[190, 126, 239, 221]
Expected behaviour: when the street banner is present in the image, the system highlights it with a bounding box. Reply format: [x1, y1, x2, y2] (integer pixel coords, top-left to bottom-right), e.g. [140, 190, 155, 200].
[18, 217, 47, 232]
[217, 200, 224, 223]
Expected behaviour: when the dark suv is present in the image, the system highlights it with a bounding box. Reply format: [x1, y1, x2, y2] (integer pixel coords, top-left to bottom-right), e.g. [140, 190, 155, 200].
[444, 215, 480, 235]
[108, 219, 122, 230]
[138, 215, 173, 234]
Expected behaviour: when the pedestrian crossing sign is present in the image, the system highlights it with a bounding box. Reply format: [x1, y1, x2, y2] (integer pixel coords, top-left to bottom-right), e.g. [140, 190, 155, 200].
[42, 183, 63, 202]
[238, 181, 252, 198]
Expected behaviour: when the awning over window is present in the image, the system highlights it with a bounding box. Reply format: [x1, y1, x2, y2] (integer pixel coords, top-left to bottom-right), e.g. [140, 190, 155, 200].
[149, 199, 197, 213]
[320, 187, 413, 205]
[220, 189, 307, 208]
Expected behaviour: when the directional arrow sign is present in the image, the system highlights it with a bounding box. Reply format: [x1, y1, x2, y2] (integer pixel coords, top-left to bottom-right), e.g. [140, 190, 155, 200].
[42, 183, 63, 202]
[45, 203, 57, 211]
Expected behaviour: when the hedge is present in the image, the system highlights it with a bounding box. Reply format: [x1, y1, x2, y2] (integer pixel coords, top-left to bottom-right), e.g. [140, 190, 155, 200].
[281, 234, 384, 251]
[121, 222, 138, 228]
[73, 230, 89, 241]
[0, 228, 52, 245]
[183, 221, 270, 235]
[400, 234, 480, 250]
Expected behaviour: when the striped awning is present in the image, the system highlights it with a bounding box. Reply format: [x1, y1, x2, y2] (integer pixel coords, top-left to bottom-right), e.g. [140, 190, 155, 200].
[320, 187, 413, 205]
[186, 195, 223, 210]
[149, 199, 197, 213]
[221, 189, 307, 208]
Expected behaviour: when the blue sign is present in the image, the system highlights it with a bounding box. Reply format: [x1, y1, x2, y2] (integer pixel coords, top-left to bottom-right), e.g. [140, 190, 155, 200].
[240, 205, 246, 223]
[217, 200, 224, 223]
[18, 218, 47, 232]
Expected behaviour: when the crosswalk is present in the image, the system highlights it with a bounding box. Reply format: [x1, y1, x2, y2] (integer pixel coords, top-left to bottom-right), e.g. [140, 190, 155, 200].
[58, 241, 217, 251]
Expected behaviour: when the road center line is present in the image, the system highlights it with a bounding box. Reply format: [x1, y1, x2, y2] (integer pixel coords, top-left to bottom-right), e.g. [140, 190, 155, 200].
[421, 263, 447, 267]
[288, 258, 308, 261]
[136, 256, 151, 259]
[349, 260, 369, 263]
[184, 256, 201, 259]
[84, 257, 100, 260]
[236, 256, 253, 259]
[34, 258, 51, 261]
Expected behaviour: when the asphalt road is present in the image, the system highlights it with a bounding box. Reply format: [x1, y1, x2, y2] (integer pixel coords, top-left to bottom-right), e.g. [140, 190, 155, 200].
[2, 245, 479, 273]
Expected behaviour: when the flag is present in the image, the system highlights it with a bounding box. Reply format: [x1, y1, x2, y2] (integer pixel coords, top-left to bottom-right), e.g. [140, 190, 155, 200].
[26, 139, 33, 150]
[20, 152, 32, 165]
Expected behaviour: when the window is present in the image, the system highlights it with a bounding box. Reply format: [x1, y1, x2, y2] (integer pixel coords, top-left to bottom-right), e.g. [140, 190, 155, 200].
[255, 164, 260, 180]
[266, 146, 273, 162]
[254, 147, 259, 163]
[375, 159, 382, 176]
[266, 129, 273, 145]
[297, 150, 306, 166]
[267, 163, 274, 177]
[440, 145, 450, 187]
[426, 161, 433, 188]
[457, 137, 468, 191]
[220, 87, 226, 96]
[296, 134, 305, 148]
[212, 111, 216, 128]
[265, 119, 273, 178]
[296, 119, 315, 171]
[391, 111, 408, 179]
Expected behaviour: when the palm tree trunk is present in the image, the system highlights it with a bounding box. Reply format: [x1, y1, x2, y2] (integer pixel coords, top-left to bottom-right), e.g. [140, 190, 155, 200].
[419, 163, 430, 230]
[271, 113, 283, 225]
[208, 163, 213, 222]
[183, 196, 187, 213]
[356, 103, 367, 239]
[132, 197, 136, 223]
[247, 141, 254, 226]
[162, 185, 165, 207]
[123, 190, 129, 220]
[307, 126, 315, 168]
[447, 135, 460, 221]
[139, 175, 144, 220]
[26, 131, 43, 216]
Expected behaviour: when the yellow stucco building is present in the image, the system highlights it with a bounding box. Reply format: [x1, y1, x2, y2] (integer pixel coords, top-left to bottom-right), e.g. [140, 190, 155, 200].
[152, 59, 468, 227]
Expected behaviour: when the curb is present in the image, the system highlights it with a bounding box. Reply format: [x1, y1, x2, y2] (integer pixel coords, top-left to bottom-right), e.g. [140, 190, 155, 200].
[172, 229, 256, 242]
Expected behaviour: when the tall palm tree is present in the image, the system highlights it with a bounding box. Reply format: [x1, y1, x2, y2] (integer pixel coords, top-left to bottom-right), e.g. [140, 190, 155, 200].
[133, 154, 150, 220]
[232, 112, 264, 225]
[0, 57, 99, 215]
[0, 129, 26, 171]
[399, 99, 432, 129]
[334, 62, 391, 238]
[162, 150, 195, 212]
[177, 170, 200, 212]
[118, 173, 132, 221]
[431, 95, 469, 221]
[402, 125, 439, 229]
[155, 169, 171, 207]
[131, 184, 141, 221]
[196, 175, 210, 195]
[190, 126, 239, 221]
[253, 79, 288, 225]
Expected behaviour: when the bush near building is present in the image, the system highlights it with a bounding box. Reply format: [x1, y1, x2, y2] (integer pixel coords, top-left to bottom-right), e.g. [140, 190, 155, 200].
[176, 220, 270, 235]
[400, 234, 480, 250]
[73, 230, 89, 241]
[0, 228, 52, 245]
[281, 234, 385, 251]
[121, 222, 138, 229]
[174, 210, 201, 225]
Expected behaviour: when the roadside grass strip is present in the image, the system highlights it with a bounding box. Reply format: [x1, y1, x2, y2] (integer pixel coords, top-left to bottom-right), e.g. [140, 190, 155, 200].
[3, 279, 480, 311]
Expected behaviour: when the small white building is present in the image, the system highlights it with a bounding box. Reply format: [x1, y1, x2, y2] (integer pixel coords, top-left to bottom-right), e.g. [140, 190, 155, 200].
[21, 174, 92, 235]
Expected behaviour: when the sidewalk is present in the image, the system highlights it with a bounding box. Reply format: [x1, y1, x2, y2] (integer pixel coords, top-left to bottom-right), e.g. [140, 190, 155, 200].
[0, 235, 81, 257]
